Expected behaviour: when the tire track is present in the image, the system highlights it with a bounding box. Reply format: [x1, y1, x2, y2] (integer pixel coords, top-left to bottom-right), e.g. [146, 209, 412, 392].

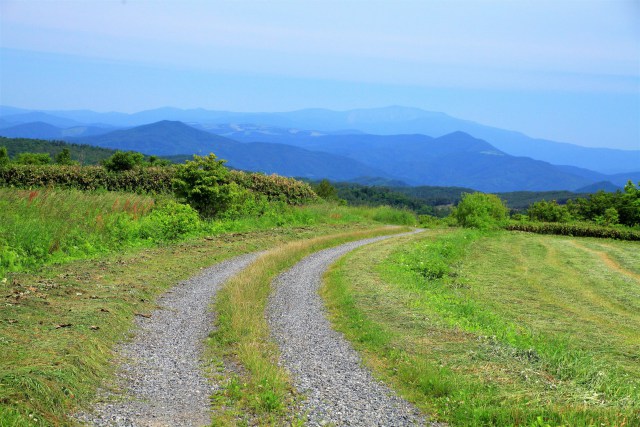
[267, 231, 433, 426]
[567, 240, 640, 282]
[75, 252, 260, 427]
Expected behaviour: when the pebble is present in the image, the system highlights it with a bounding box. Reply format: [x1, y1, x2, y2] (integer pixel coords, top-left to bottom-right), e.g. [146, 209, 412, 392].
[267, 231, 441, 426]
[74, 253, 260, 426]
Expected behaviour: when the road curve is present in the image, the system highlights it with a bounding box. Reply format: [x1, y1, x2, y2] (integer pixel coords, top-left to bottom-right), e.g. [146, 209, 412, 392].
[267, 231, 430, 426]
[76, 252, 260, 427]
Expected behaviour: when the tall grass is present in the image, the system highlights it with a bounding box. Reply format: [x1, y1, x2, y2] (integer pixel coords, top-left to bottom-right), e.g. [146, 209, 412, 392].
[0, 188, 416, 280]
[0, 188, 161, 277]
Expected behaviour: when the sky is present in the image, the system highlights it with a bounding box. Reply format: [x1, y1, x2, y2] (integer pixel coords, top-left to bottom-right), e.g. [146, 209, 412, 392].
[0, 0, 638, 150]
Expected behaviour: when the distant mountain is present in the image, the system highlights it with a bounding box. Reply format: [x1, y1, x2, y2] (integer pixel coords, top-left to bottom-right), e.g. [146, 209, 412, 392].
[73, 121, 390, 182]
[228, 130, 596, 192]
[555, 165, 640, 187]
[574, 181, 621, 193]
[0, 122, 63, 139]
[73, 121, 597, 192]
[4, 105, 637, 174]
[205, 106, 640, 175]
[0, 121, 115, 140]
[0, 112, 82, 128]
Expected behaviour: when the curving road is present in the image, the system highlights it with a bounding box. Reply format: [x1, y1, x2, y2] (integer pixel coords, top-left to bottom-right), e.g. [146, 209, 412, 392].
[268, 231, 432, 426]
[76, 253, 260, 427]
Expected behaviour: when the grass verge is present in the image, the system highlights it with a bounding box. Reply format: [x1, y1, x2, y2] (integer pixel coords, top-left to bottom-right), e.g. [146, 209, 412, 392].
[0, 221, 400, 426]
[322, 229, 640, 426]
[207, 226, 412, 426]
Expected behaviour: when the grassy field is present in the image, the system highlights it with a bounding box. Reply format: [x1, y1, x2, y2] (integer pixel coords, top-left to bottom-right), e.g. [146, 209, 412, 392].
[322, 229, 640, 426]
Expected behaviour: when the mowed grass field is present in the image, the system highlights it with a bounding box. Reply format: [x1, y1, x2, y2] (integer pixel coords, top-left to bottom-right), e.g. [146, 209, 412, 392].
[323, 230, 640, 426]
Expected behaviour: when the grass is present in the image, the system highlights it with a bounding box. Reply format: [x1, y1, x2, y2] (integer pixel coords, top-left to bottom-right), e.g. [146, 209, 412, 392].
[0, 187, 417, 279]
[0, 188, 159, 277]
[206, 226, 411, 426]
[322, 229, 640, 426]
[0, 185, 417, 426]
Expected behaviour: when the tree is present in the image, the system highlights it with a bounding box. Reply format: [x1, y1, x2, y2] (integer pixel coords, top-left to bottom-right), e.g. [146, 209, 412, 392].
[148, 155, 171, 167]
[314, 179, 338, 200]
[102, 150, 145, 172]
[527, 200, 571, 222]
[14, 152, 51, 165]
[452, 192, 509, 229]
[0, 147, 9, 166]
[55, 147, 75, 165]
[172, 153, 240, 218]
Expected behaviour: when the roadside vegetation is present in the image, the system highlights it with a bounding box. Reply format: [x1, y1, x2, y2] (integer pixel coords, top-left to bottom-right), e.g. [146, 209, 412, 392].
[322, 229, 640, 426]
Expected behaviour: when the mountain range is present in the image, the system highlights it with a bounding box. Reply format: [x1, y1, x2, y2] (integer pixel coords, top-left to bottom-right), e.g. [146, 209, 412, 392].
[0, 105, 638, 192]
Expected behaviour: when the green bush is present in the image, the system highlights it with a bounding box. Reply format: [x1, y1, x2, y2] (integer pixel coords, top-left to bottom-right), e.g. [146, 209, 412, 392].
[527, 200, 571, 222]
[0, 163, 319, 206]
[54, 148, 76, 165]
[314, 179, 339, 200]
[0, 164, 174, 193]
[140, 201, 201, 241]
[102, 150, 145, 172]
[0, 147, 9, 166]
[506, 221, 640, 241]
[452, 192, 509, 230]
[15, 152, 51, 165]
[172, 154, 239, 218]
[228, 170, 318, 205]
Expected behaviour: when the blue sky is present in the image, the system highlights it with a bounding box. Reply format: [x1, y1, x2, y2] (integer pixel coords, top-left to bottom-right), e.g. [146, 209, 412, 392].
[0, 0, 638, 149]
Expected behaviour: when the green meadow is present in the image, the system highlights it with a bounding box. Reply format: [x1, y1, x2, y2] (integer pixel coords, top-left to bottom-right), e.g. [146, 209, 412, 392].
[323, 229, 640, 426]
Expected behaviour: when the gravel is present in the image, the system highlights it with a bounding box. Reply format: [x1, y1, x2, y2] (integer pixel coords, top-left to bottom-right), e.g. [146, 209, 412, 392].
[75, 252, 260, 427]
[268, 231, 435, 426]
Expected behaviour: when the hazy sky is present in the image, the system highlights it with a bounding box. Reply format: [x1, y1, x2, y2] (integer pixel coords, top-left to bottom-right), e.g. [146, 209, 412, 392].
[1, 0, 639, 149]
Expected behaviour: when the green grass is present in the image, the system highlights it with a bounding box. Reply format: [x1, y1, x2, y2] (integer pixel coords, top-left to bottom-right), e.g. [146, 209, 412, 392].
[0, 188, 160, 277]
[0, 188, 417, 279]
[207, 226, 411, 426]
[322, 229, 640, 426]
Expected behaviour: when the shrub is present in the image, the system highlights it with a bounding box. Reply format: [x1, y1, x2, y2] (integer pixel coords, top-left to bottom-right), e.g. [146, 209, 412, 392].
[0, 164, 319, 204]
[172, 153, 238, 218]
[15, 152, 51, 165]
[527, 200, 571, 222]
[452, 192, 509, 230]
[0, 164, 174, 193]
[228, 170, 318, 205]
[140, 201, 201, 241]
[314, 179, 338, 200]
[506, 222, 640, 241]
[102, 151, 145, 172]
[54, 148, 76, 165]
[0, 147, 9, 166]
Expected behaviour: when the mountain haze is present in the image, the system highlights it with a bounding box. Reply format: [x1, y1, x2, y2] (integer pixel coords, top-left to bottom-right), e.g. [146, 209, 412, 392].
[73, 121, 390, 182]
[2, 105, 637, 175]
[71, 121, 605, 192]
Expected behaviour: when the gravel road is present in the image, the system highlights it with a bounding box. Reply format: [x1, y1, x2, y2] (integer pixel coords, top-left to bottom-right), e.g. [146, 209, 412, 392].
[268, 231, 433, 426]
[75, 252, 260, 427]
